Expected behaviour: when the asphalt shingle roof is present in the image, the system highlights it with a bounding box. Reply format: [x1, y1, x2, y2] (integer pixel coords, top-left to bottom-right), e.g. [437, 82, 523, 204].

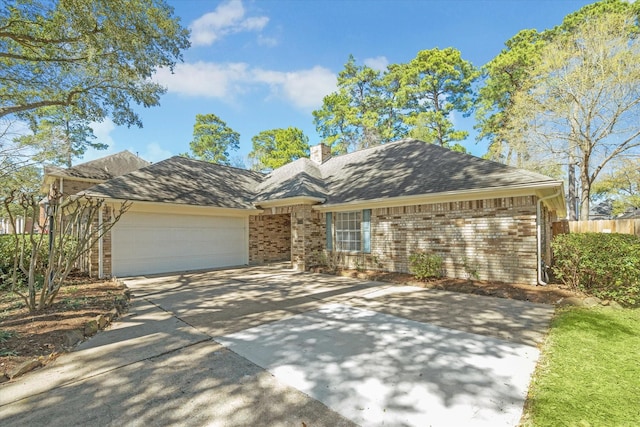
[84, 156, 264, 209]
[82, 139, 561, 209]
[44, 150, 150, 181]
[318, 139, 559, 204]
[255, 158, 327, 202]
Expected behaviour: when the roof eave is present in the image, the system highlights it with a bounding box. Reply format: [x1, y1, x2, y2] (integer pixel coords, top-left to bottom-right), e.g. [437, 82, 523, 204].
[535, 185, 567, 218]
[313, 182, 564, 212]
[79, 195, 264, 216]
[255, 196, 326, 208]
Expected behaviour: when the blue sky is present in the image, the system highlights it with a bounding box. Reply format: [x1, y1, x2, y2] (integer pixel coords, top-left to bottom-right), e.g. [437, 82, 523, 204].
[82, 0, 595, 165]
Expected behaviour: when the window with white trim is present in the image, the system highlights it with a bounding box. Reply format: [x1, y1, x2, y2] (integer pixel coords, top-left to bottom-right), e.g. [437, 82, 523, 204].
[335, 211, 361, 251]
[330, 210, 371, 253]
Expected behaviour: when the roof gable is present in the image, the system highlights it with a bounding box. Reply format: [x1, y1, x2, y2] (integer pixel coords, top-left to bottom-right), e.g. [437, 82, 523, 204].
[44, 150, 151, 181]
[255, 158, 327, 202]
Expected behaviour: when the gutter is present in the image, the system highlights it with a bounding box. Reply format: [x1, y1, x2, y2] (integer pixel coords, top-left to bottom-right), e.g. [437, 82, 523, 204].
[312, 182, 562, 212]
[537, 191, 561, 286]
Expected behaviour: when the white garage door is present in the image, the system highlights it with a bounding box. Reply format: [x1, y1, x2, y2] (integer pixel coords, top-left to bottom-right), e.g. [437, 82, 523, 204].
[112, 211, 247, 276]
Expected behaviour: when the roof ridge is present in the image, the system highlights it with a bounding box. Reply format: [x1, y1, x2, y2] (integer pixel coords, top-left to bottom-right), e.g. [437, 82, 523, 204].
[69, 150, 147, 169]
[172, 155, 266, 181]
[321, 139, 408, 167]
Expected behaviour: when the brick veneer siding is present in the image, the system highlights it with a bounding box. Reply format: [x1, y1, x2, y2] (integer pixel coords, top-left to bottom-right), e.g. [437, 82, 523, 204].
[249, 213, 291, 263]
[318, 195, 548, 285]
[249, 205, 325, 270]
[289, 205, 325, 270]
[366, 196, 540, 284]
[59, 178, 96, 196]
[248, 196, 547, 284]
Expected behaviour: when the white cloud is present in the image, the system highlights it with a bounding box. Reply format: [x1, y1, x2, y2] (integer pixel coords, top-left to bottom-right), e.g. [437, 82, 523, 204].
[242, 16, 270, 31]
[273, 67, 337, 109]
[364, 56, 389, 71]
[257, 34, 279, 47]
[154, 61, 250, 98]
[155, 62, 336, 111]
[190, 0, 269, 47]
[252, 66, 338, 109]
[140, 142, 173, 163]
[0, 118, 31, 141]
[91, 118, 116, 148]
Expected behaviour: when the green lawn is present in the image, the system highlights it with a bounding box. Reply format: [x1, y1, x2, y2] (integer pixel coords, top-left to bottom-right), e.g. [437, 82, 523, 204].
[522, 307, 640, 426]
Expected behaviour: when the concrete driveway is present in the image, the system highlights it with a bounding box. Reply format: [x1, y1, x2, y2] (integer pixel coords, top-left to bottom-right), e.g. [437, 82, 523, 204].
[0, 265, 554, 426]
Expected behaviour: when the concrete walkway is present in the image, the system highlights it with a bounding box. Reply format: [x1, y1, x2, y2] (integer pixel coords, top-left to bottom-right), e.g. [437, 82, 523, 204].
[0, 265, 554, 426]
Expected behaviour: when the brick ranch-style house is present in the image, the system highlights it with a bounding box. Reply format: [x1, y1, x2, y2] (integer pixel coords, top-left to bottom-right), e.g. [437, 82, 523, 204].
[45, 139, 566, 285]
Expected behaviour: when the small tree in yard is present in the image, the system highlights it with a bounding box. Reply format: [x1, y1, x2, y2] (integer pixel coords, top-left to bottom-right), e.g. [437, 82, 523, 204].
[2, 189, 130, 312]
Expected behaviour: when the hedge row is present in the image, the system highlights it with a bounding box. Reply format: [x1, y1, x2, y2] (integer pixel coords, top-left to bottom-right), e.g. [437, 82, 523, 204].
[552, 233, 640, 306]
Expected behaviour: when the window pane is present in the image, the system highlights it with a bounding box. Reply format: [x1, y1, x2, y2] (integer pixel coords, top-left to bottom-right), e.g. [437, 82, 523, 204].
[334, 211, 362, 252]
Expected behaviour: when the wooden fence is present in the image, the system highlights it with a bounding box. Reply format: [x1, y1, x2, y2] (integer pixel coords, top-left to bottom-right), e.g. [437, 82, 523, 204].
[553, 219, 640, 237]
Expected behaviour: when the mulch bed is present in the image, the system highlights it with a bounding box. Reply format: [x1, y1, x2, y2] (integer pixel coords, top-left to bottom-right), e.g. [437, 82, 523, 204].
[0, 274, 129, 381]
[329, 269, 582, 305]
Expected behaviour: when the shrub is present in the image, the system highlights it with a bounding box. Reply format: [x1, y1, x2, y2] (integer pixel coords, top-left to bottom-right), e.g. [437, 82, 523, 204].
[552, 233, 640, 306]
[409, 251, 443, 280]
[0, 234, 47, 290]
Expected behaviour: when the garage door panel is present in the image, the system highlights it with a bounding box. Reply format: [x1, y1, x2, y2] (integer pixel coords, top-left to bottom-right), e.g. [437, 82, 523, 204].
[112, 212, 247, 276]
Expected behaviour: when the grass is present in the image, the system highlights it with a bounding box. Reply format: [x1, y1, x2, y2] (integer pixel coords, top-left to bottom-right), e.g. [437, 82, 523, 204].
[523, 307, 640, 426]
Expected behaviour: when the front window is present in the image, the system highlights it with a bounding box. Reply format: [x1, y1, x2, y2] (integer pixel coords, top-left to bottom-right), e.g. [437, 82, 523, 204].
[335, 211, 362, 252]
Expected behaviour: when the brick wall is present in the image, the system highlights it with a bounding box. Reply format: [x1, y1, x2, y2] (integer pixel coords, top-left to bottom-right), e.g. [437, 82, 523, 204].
[249, 205, 325, 270]
[248, 196, 547, 284]
[285, 204, 324, 270]
[60, 178, 96, 196]
[365, 196, 540, 284]
[249, 213, 291, 263]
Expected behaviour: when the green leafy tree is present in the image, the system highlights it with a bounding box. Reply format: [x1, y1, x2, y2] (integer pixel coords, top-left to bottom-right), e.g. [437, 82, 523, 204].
[248, 127, 310, 171]
[16, 108, 107, 167]
[313, 55, 406, 154]
[508, 8, 640, 220]
[314, 50, 477, 154]
[186, 114, 240, 165]
[0, 0, 190, 125]
[476, 0, 640, 220]
[396, 48, 479, 150]
[592, 158, 640, 215]
[475, 29, 546, 165]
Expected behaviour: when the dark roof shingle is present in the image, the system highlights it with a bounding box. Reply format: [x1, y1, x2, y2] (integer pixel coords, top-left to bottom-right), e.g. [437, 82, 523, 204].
[81, 139, 562, 210]
[84, 156, 264, 209]
[318, 139, 559, 204]
[44, 150, 150, 181]
[254, 158, 327, 202]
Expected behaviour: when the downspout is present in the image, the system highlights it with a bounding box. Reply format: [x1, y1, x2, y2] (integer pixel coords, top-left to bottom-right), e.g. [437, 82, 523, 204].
[98, 207, 104, 279]
[537, 191, 561, 286]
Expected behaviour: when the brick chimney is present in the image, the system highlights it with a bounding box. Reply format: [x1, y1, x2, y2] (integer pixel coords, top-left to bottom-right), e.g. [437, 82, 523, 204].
[310, 143, 331, 164]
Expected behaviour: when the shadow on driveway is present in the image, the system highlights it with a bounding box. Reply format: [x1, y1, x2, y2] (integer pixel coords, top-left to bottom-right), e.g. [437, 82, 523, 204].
[0, 265, 554, 427]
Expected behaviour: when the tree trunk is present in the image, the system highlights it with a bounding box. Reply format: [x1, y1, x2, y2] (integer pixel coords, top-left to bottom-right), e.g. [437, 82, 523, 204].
[580, 166, 591, 220]
[567, 153, 577, 221]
